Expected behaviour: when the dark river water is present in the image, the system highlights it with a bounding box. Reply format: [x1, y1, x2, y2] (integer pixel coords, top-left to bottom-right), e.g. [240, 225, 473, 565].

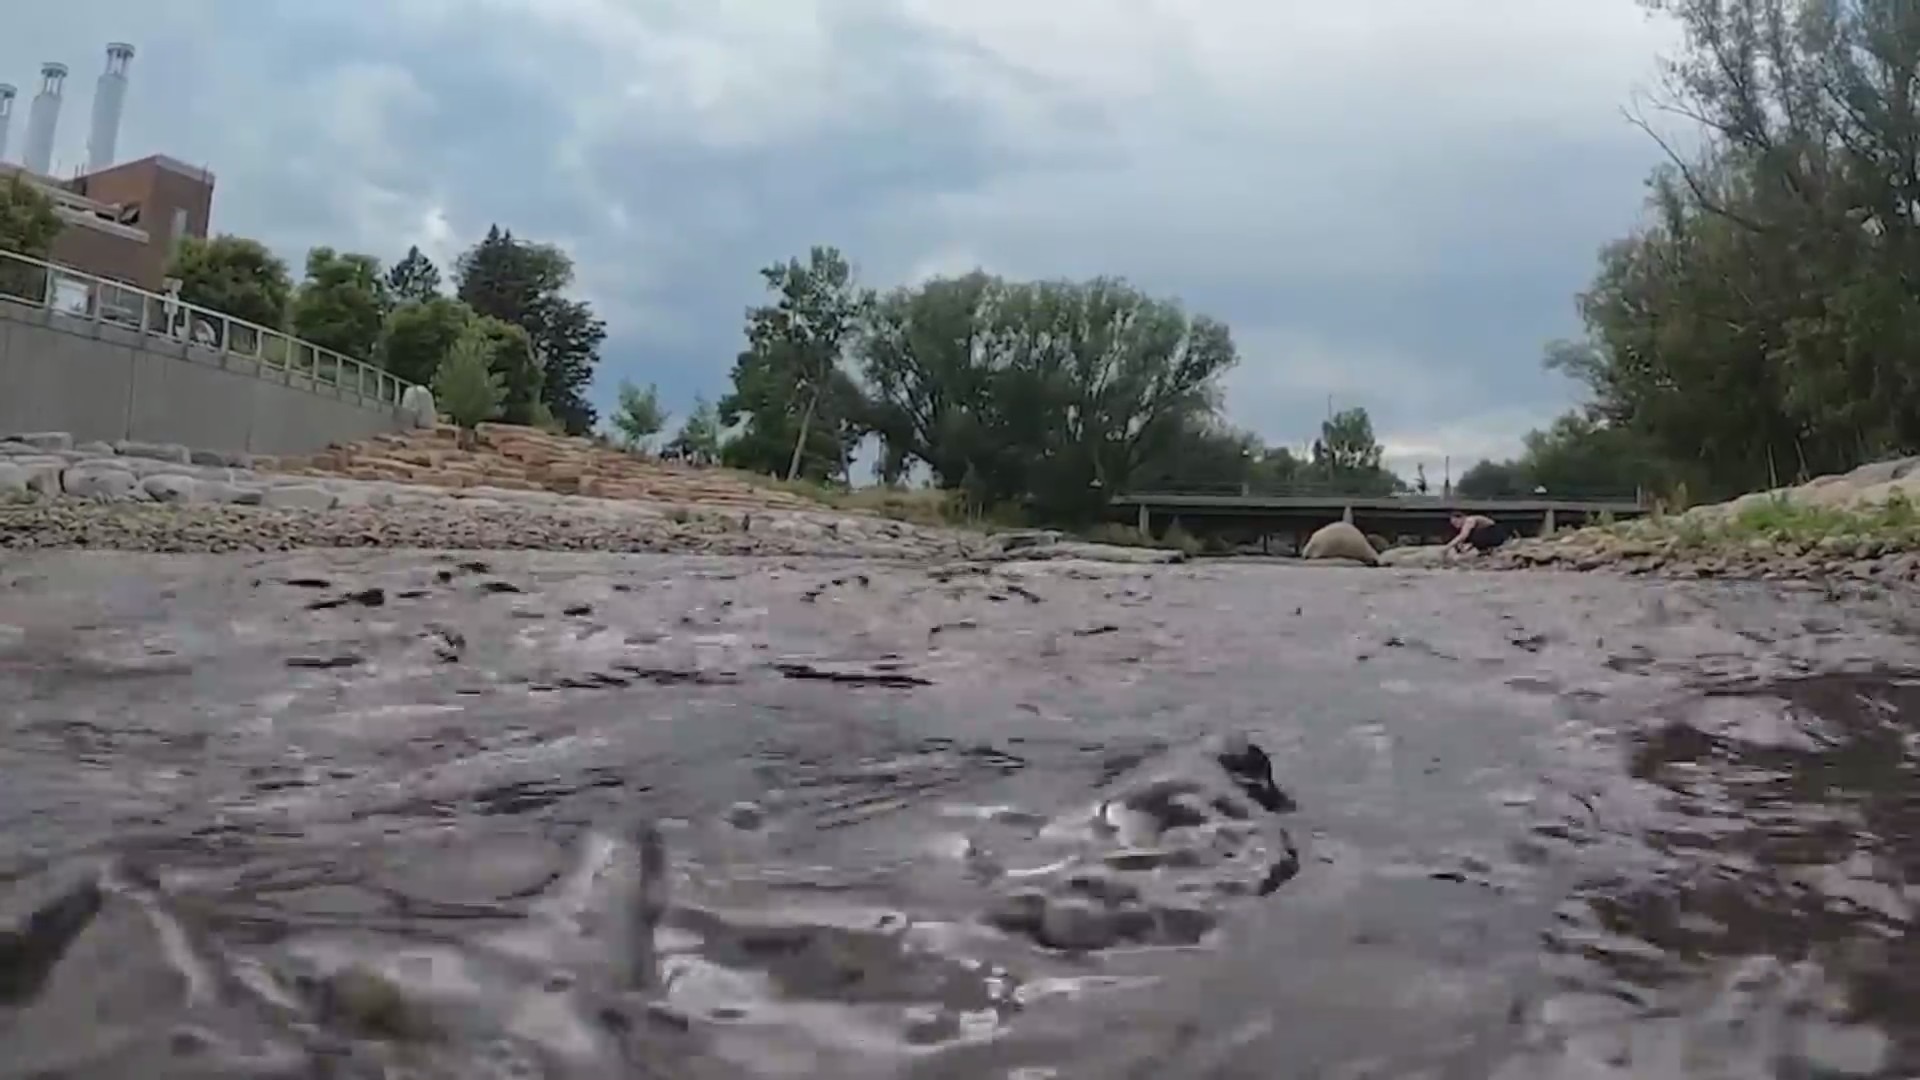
[3, 550, 1919, 1078]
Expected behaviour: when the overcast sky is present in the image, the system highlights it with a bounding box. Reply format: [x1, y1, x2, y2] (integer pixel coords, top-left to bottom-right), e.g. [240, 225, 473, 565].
[3, 1, 1681, 481]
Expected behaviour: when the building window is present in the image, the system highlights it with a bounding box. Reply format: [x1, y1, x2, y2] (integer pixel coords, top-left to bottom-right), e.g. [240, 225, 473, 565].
[170, 207, 188, 254]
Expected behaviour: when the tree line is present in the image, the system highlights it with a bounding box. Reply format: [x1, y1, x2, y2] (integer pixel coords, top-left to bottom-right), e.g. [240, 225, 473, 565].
[696, 246, 1402, 523]
[0, 178, 605, 437]
[1463, 0, 1920, 504]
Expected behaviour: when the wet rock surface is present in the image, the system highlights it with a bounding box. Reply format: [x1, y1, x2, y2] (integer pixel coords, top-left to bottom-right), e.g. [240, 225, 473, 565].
[4, 552, 1920, 1076]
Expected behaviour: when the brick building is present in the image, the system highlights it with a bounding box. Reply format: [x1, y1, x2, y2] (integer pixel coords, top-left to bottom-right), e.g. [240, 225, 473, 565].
[1, 45, 215, 292]
[0, 155, 216, 290]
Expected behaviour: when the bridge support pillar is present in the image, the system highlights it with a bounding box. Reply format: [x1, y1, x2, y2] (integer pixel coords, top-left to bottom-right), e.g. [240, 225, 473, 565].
[1541, 507, 1557, 537]
[1137, 502, 1150, 535]
[1341, 504, 1354, 524]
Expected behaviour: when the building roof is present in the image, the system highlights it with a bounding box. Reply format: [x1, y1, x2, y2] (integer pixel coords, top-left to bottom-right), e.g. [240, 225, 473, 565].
[0, 161, 150, 241]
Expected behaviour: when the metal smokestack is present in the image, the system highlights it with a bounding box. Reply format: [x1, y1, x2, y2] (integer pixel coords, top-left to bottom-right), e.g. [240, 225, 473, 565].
[22, 62, 68, 176]
[0, 86, 15, 163]
[87, 43, 134, 172]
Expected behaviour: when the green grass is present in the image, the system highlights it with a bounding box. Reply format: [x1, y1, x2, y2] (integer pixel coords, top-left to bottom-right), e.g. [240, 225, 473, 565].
[1572, 490, 1920, 554]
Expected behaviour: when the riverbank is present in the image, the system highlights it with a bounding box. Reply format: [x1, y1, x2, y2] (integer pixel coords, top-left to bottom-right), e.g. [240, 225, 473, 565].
[1479, 455, 1920, 583]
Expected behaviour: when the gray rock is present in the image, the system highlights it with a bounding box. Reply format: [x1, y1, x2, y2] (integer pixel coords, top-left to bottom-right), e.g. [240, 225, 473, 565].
[73, 441, 116, 456]
[985, 888, 1049, 935]
[1379, 544, 1453, 568]
[61, 466, 141, 502]
[723, 801, 765, 830]
[189, 448, 252, 469]
[112, 440, 192, 465]
[1039, 896, 1119, 951]
[1841, 457, 1920, 486]
[262, 485, 339, 511]
[1149, 903, 1216, 946]
[400, 384, 437, 429]
[1103, 846, 1205, 872]
[1060, 868, 1140, 905]
[0, 464, 32, 501]
[993, 529, 1064, 552]
[6, 432, 73, 452]
[1301, 521, 1380, 565]
[0, 440, 38, 457]
[141, 474, 203, 503]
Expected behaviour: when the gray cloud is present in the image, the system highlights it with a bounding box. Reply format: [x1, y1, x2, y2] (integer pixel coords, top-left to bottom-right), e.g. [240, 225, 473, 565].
[3, 0, 1681, 477]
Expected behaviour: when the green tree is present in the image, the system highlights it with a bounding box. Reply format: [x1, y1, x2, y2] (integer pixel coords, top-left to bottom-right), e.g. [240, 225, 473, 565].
[1249, 447, 1303, 494]
[1554, 0, 1920, 497]
[432, 329, 504, 442]
[455, 225, 603, 434]
[386, 245, 442, 303]
[668, 395, 724, 463]
[1457, 459, 1529, 499]
[0, 174, 62, 258]
[858, 272, 1239, 520]
[290, 246, 388, 359]
[1310, 407, 1398, 494]
[720, 245, 871, 481]
[379, 296, 472, 387]
[470, 316, 543, 426]
[609, 379, 668, 450]
[166, 235, 293, 330]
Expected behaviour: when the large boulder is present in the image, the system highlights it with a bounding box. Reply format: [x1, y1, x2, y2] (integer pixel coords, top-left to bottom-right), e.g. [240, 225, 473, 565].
[399, 385, 437, 430]
[1301, 521, 1379, 566]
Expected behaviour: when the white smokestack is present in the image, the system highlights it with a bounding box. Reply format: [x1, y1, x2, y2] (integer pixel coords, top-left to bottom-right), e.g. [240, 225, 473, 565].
[87, 43, 133, 172]
[22, 62, 67, 176]
[0, 85, 15, 164]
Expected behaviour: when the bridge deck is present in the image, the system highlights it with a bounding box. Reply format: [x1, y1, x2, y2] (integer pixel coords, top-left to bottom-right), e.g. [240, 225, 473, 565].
[1111, 493, 1648, 515]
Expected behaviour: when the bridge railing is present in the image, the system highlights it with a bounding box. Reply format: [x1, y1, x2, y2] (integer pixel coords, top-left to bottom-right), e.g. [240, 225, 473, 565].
[1118, 481, 1649, 504]
[0, 246, 411, 409]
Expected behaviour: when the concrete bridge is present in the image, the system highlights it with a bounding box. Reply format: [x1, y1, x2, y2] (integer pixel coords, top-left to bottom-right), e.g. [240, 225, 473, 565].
[1109, 492, 1651, 551]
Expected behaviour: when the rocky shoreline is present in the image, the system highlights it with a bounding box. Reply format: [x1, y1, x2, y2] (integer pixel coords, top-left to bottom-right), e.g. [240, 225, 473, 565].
[1467, 455, 1920, 584]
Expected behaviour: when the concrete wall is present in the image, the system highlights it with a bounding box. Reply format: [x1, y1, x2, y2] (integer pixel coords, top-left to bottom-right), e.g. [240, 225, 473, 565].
[0, 299, 408, 455]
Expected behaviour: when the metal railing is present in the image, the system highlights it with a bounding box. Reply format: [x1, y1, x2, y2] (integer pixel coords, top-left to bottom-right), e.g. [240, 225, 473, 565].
[1118, 481, 1649, 503]
[0, 246, 411, 408]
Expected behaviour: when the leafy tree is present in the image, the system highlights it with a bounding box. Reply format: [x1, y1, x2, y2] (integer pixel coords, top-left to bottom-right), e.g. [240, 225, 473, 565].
[1249, 447, 1304, 494]
[0, 174, 62, 258]
[455, 225, 604, 434]
[386, 245, 442, 303]
[166, 235, 293, 330]
[290, 246, 388, 359]
[610, 379, 668, 450]
[379, 296, 472, 387]
[720, 349, 868, 482]
[532, 296, 605, 435]
[1553, 0, 1920, 497]
[1309, 407, 1398, 494]
[432, 329, 504, 442]
[720, 246, 871, 481]
[668, 395, 724, 463]
[1458, 409, 1684, 500]
[722, 246, 869, 480]
[469, 316, 542, 425]
[858, 271, 1239, 520]
[1457, 459, 1529, 499]
[1127, 418, 1264, 494]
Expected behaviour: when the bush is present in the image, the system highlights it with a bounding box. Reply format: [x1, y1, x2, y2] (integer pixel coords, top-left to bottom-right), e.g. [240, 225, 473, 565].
[432, 331, 504, 436]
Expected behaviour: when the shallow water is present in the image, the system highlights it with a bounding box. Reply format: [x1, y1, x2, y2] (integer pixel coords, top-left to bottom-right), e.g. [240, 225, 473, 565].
[3, 550, 1919, 1078]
